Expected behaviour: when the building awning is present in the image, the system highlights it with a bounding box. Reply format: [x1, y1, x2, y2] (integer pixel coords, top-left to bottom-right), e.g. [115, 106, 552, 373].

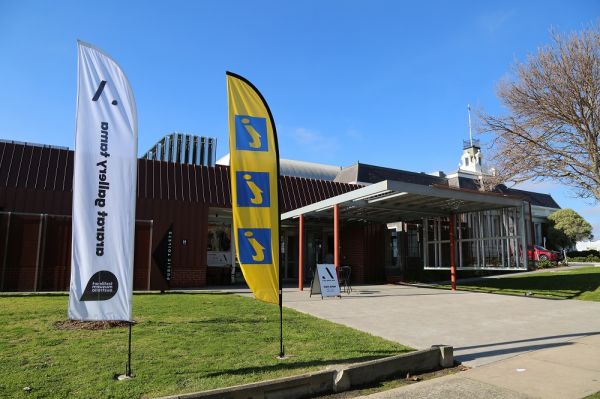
[281, 179, 527, 223]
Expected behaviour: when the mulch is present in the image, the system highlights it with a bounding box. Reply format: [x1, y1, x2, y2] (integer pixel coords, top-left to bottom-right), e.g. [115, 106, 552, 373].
[53, 320, 135, 330]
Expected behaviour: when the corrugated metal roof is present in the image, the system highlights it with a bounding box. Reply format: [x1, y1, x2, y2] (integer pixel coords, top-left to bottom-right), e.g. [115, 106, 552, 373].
[497, 186, 561, 209]
[283, 179, 528, 223]
[217, 153, 341, 181]
[446, 175, 561, 209]
[335, 162, 449, 186]
[0, 141, 358, 213]
[0, 140, 73, 192]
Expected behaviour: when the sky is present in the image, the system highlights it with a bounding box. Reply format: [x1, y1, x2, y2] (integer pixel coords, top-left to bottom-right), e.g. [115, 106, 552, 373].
[1, 0, 599, 236]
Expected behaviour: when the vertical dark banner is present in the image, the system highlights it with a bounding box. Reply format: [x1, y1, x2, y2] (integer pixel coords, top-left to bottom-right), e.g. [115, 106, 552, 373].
[152, 224, 173, 284]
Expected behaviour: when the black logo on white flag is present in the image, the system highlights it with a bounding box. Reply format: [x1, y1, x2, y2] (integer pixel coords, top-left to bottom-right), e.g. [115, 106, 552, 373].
[80, 270, 119, 301]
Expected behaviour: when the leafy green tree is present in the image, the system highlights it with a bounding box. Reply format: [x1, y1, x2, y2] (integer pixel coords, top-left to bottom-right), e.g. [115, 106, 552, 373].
[547, 209, 593, 250]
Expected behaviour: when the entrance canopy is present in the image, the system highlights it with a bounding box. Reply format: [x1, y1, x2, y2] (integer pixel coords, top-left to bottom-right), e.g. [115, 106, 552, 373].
[282, 179, 531, 278]
[281, 179, 526, 222]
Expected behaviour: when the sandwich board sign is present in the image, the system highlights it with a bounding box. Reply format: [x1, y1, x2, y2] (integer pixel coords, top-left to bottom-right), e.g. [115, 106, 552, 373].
[310, 264, 341, 298]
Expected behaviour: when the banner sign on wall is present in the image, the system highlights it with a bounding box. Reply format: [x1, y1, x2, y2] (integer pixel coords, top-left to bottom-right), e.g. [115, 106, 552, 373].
[152, 224, 173, 282]
[68, 41, 137, 321]
[227, 72, 280, 305]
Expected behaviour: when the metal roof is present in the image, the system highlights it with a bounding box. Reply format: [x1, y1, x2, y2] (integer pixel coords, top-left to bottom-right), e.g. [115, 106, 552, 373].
[282, 179, 527, 223]
[334, 162, 448, 186]
[217, 153, 341, 181]
[0, 141, 359, 214]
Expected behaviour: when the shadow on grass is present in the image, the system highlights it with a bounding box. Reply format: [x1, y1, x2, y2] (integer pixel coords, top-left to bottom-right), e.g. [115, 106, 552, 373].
[142, 317, 274, 326]
[0, 291, 236, 298]
[202, 350, 411, 378]
[457, 272, 600, 300]
[135, 291, 235, 296]
[0, 292, 68, 298]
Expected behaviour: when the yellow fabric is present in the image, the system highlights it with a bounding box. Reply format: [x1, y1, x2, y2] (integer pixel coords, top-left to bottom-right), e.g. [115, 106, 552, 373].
[227, 73, 279, 304]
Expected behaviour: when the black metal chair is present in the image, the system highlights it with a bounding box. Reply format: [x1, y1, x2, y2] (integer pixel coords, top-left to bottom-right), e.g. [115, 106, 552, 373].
[338, 265, 352, 294]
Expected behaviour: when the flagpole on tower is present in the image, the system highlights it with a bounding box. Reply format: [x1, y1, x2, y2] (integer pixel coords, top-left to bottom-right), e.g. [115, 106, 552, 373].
[468, 104, 473, 147]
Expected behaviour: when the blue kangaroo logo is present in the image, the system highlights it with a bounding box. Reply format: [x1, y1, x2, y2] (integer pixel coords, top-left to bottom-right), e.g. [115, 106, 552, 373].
[240, 117, 262, 148]
[243, 174, 263, 205]
[244, 231, 265, 262]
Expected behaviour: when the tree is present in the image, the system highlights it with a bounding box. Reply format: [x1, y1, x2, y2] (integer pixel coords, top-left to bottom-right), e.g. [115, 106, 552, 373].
[546, 208, 593, 250]
[480, 25, 600, 201]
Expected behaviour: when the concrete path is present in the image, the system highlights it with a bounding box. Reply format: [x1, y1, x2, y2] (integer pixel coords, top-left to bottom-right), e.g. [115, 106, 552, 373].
[363, 334, 600, 399]
[281, 284, 600, 367]
[276, 284, 600, 398]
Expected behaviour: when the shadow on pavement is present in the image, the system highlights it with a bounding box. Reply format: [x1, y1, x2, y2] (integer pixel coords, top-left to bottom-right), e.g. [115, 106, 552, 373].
[456, 341, 573, 362]
[202, 350, 410, 378]
[455, 331, 600, 351]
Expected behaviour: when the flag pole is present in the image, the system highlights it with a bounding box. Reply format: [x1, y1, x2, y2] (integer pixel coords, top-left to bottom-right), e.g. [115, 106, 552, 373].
[225, 71, 284, 358]
[276, 106, 284, 360]
[276, 102, 284, 361]
[127, 321, 133, 376]
[279, 286, 284, 358]
[117, 320, 133, 380]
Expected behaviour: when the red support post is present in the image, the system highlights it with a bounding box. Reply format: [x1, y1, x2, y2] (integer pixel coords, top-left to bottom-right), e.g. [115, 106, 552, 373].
[334, 204, 340, 271]
[450, 214, 456, 291]
[298, 214, 304, 291]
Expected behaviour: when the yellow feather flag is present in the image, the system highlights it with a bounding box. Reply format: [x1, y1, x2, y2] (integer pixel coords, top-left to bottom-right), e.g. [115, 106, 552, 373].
[227, 72, 280, 305]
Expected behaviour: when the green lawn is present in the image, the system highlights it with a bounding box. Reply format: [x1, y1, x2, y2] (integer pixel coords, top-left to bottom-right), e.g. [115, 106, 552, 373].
[0, 292, 411, 399]
[442, 266, 600, 301]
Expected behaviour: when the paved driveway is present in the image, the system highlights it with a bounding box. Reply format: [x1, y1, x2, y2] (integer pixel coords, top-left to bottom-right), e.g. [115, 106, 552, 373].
[281, 284, 600, 367]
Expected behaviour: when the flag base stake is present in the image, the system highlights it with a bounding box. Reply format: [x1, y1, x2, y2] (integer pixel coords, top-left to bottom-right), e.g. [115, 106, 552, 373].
[126, 321, 133, 377]
[113, 321, 135, 380]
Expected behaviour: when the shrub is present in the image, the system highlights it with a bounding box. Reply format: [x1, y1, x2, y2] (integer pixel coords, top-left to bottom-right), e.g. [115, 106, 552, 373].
[567, 250, 600, 258]
[536, 259, 558, 269]
[567, 255, 600, 262]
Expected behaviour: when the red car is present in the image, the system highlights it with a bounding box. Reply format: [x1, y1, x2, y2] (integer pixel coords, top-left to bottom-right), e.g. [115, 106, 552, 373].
[528, 245, 560, 261]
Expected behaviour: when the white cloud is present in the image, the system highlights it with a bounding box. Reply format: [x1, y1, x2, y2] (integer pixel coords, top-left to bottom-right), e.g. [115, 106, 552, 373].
[286, 127, 340, 153]
[579, 207, 600, 216]
[478, 9, 515, 34]
[513, 180, 561, 193]
[345, 128, 364, 140]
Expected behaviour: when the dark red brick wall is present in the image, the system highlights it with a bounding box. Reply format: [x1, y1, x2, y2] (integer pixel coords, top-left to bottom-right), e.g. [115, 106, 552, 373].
[363, 223, 387, 283]
[0, 141, 361, 291]
[136, 199, 209, 289]
[340, 222, 387, 284]
[340, 224, 365, 283]
[38, 216, 71, 291]
[3, 215, 40, 291]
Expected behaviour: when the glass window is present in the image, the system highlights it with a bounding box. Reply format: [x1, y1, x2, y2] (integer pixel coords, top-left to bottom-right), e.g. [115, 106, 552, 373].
[425, 207, 526, 270]
[207, 225, 231, 251]
[408, 228, 420, 257]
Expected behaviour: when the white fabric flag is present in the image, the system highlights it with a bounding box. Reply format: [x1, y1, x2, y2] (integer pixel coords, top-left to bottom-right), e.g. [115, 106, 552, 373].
[68, 41, 137, 321]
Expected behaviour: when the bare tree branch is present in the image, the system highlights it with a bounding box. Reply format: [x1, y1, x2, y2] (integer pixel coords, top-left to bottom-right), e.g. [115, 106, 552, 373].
[479, 25, 600, 201]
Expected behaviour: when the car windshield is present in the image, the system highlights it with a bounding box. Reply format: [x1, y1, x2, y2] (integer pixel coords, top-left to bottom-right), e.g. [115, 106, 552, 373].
[534, 245, 547, 250]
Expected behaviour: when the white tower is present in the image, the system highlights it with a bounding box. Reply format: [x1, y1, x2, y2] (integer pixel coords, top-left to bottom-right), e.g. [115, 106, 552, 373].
[458, 142, 484, 175]
[458, 105, 486, 176]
